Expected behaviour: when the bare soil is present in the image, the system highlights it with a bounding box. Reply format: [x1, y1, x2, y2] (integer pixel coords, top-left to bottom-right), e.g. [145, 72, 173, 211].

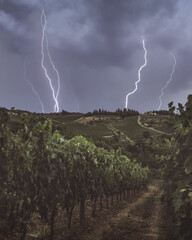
[3, 181, 173, 240]
[78, 181, 173, 240]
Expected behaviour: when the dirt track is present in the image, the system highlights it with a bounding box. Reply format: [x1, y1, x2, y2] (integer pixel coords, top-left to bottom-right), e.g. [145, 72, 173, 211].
[107, 124, 134, 144]
[137, 116, 171, 136]
[79, 181, 172, 240]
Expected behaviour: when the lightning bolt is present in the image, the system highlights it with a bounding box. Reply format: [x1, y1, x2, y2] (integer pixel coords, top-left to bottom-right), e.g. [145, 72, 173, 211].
[45, 36, 60, 111]
[125, 37, 147, 110]
[41, 9, 60, 113]
[24, 62, 45, 114]
[157, 53, 176, 111]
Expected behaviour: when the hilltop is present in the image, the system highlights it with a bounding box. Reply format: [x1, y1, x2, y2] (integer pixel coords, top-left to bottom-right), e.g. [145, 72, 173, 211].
[0, 106, 174, 151]
[1, 107, 171, 135]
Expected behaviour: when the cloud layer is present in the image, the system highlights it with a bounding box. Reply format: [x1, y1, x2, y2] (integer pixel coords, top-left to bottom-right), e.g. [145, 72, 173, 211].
[0, 0, 192, 113]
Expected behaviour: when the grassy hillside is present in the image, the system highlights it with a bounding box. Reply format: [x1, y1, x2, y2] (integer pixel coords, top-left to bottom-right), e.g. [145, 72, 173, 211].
[111, 116, 159, 140]
[48, 114, 168, 142]
[3, 107, 171, 144]
[47, 114, 113, 138]
[64, 122, 112, 138]
[48, 114, 83, 123]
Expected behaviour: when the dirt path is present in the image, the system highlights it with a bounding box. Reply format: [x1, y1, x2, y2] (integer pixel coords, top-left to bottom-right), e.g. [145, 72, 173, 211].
[137, 116, 171, 136]
[80, 181, 172, 240]
[107, 124, 134, 144]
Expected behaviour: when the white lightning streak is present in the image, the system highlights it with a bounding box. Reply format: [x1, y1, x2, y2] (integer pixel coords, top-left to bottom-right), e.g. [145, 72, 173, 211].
[41, 9, 60, 113]
[45, 35, 60, 111]
[125, 38, 147, 109]
[157, 53, 176, 111]
[24, 63, 45, 114]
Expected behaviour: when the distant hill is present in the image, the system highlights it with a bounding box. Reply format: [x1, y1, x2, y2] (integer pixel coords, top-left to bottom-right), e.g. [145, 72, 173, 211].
[1, 107, 173, 149]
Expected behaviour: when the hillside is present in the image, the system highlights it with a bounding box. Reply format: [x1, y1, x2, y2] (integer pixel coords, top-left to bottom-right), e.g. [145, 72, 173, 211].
[3, 108, 172, 145]
[0, 105, 186, 240]
[48, 113, 172, 143]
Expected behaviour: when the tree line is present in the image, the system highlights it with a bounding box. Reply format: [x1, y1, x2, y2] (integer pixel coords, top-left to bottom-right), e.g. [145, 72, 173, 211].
[85, 108, 139, 118]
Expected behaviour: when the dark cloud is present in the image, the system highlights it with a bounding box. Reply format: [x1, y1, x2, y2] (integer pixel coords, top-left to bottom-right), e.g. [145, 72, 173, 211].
[0, 0, 191, 113]
[0, 0, 32, 20]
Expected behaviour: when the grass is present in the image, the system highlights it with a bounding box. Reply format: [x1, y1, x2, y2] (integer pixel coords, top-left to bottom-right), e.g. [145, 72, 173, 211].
[112, 116, 159, 140]
[50, 115, 163, 141]
[8, 113, 170, 142]
[64, 122, 112, 138]
[48, 114, 83, 123]
[152, 125, 169, 132]
[47, 114, 112, 138]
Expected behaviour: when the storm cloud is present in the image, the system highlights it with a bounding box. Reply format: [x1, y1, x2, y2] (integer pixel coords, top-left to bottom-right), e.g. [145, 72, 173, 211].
[0, 0, 191, 113]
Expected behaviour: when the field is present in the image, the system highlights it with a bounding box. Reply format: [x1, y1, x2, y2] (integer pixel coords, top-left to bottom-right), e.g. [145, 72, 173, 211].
[5, 111, 171, 142]
[111, 116, 160, 140]
[48, 114, 83, 123]
[1, 108, 180, 240]
[47, 114, 170, 143]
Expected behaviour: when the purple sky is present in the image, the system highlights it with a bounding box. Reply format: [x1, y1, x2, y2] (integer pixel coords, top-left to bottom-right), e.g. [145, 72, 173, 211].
[0, 0, 192, 113]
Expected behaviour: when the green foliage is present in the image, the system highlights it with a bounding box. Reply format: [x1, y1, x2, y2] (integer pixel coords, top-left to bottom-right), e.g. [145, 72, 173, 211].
[162, 95, 192, 239]
[0, 117, 150, 239]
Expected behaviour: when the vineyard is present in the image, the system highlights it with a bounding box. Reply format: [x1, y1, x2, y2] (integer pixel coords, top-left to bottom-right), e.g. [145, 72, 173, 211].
[1, 96, 192, 240]
[160, 96, 192, 240]
[0, 110, 149, 240]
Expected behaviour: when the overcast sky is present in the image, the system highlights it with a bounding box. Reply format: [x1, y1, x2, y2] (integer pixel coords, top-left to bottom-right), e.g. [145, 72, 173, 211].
[0, 0, 192, 113]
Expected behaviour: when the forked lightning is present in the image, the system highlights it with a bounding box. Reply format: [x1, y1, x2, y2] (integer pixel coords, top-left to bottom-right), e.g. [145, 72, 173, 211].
[157, 53, 176, 110]
[125, 38, 147, 109]
[41, 9, 60, 113]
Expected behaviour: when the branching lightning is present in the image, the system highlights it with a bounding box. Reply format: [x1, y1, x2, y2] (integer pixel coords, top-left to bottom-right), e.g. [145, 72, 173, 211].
[157, 53, 176, 111]
[24, 62, 45, 114]
[41, 9, 60, 113]
[125, 37, 147, 110]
